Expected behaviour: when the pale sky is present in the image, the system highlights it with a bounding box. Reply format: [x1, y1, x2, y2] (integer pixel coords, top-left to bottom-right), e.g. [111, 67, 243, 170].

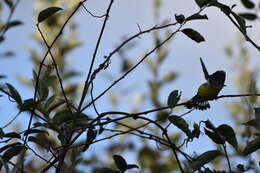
[0, 0, 260, 164]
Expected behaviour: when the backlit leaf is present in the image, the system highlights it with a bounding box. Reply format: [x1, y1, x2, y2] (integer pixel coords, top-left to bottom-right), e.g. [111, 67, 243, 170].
[239, 13, 257, 21]
[3, 132, 21, 139]
[182, 28, 205, 43]
[217, 124, 238, 149]
[169, 115, 192, 138]
[126, 164, 139, 170]
[53, 109, 72, 124]
[5, 20, 23, 30]
[24, 129, 48, 136]
[167, 90, 181, 108]
[38, 7, 62, 23]
[0, 142, 21, 153]
[192, 150, 222, 170]
[113, 155, 127, 172]
[241, 0, 255, 9]
[3, 145, 26, 162]
[28, 136, 50, 151]
[186, 14, 208, 21]
[4, 0, 13, 9]
[204, 128, 224, 144]
[82, 128, 97, 151]
[242, 137, 260, 156]
[175, 14, 185, 24]
[6, 83, 22, 104]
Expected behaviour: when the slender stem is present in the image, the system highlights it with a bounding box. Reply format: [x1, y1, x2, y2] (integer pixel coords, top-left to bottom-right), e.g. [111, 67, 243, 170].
[36, 24, 73, 114]
[80, 29, 179, 114]
[223, 144, 232, 173]
[77, 0, 114, 111]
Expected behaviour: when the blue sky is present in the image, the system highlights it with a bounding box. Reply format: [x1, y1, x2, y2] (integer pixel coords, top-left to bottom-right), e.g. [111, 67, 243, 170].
[0, 0, 260, 168]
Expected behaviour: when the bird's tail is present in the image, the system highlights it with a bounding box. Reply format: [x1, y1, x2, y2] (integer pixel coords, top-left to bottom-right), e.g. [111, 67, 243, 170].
[185, 95, 210, 110]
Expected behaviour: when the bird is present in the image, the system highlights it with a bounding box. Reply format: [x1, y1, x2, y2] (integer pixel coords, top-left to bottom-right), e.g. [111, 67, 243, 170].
[185, 58, 226, 110]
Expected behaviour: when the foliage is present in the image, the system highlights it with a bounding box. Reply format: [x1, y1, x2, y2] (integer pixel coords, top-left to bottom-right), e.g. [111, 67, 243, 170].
[0, 0, 260, 173]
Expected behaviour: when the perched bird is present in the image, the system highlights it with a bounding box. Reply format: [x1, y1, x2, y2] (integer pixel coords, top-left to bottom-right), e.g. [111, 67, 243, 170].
[185, 58, 226, 110]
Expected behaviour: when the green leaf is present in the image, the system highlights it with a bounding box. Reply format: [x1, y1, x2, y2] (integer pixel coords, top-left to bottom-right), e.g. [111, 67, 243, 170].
[192, 150, 222, 170]
[168, 115, 192, 138]
[0, 142, 21, 153]
[2, 51, 15, 57]
[182, 28, 205, 43]
[242, 137, 260, 156]
[213, 2, 232, 15]
[126, 164, 139, 170]
[239, 13, 257, 21]
[186, 14, 208, 21]
[0, 128, 4, 139]
[48, 99, 66, 113]
[167, 90, 181, 108]
[38, 80, 49, 101]
[33, 122, 44, 127]
[175, 14, 185, 24]
[4, 20, 23, 30]
[243, 119, 260, 129]
[217, 124, 238, 149]
[113, 155, 127, 172]
[38, 7, 63, 23]
[195, 0, 215, 8]
[254, 107, 260, 119]
[4, 0, 13, 9]
[24, 129, 48, 136]
[82, 128, 97, 151]
[192, 123, 201, 138]
[3, 132, 21, 139]
[241, 0, 255, 9]
[163, 71, 178, 83]
[156, 111, 169, 122]
[0, 75, 6, 79]
[45, 94, 56, 109]
[138, 146, 159, 168]
[62, 71, 81, 80]
[3, 145, 26, 162]
[6, 83, 22, 104]
[19, 98, 36, 111]
[0, 156, 9, 172]
[28, 136, 50, 151]
[204, 128, 224, 144]
[0, 36, 5, 43]
[53, 109, 72, 124]
[204, 120, 216, 131]
[121, 59, 133, 72]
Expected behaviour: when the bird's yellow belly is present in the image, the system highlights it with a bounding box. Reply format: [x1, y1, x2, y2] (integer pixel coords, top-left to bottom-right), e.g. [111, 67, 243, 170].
[197, 83, 221, 100]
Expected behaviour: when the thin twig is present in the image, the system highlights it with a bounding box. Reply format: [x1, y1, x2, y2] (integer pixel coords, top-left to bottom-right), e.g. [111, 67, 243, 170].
[36, 24, 73, 115]
[80, 27, 180, 114]
[82, 4, 106, 18]
[77, 0, 114, 111]
[0, 0, 21, 37]
[223, 143, 232, 173]
[79, 22, 178, 109]
[2, 111, 21, 129]
[90, 81, 100, 116]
